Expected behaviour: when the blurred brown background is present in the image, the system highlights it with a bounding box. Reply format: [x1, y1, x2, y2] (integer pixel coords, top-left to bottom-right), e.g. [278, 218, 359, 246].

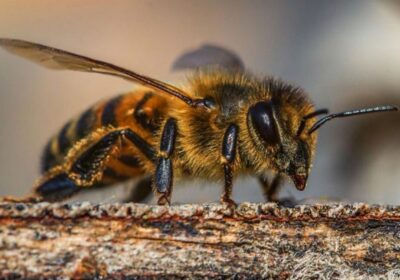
[0, 0, 399, 204]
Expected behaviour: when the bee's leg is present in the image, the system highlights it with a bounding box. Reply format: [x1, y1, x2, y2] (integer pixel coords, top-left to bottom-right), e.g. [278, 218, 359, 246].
[34, 130, 123, 201]
[258, 174, 297, 207]
[154, 118, 177, 205]
[258, 174, 283, 202]
[35, 128, 155, 202]
[124, 176, 153, 203]
[220, 124, 239, 207]
[33, 172, 81, 202]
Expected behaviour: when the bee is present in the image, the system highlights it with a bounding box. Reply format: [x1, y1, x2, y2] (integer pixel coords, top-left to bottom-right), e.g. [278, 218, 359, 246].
[0, 38, 397, 206]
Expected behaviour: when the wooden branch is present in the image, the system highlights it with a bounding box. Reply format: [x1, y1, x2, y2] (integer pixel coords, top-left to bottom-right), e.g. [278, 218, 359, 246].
[0, 202, 399, 279]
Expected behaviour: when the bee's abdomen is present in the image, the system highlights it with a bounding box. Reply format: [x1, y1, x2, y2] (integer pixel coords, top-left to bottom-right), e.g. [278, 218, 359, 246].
[41, 140, 59, 172]
[41, 106, 97, 173]
[40, 90, 167, 175]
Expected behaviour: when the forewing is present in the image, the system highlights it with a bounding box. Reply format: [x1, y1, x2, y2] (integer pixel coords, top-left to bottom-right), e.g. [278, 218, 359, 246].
[0, 38, 118, 72]
[0, 38, 194, 105]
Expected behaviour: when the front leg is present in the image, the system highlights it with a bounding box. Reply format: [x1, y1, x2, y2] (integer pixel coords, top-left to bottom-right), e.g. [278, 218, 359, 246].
[154, 118, 177, 205]
[259, 174, 297, 207]
[258, 174, 283, 202]
[220, 124, 239, 207]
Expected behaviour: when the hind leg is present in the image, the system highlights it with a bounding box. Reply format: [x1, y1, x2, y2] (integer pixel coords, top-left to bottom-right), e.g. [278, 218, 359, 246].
[31, 127, 155, 202]
[1, 168, 82, 203]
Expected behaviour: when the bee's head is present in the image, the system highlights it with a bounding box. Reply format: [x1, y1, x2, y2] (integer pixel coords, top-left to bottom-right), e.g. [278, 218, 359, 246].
[247, 99, 398, 191]
[247, 100, 317, 190]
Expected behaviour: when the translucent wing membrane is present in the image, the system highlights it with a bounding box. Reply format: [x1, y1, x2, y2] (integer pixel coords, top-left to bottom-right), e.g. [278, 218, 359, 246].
[0, 38, 195, 106]
[308, 105, 398, 134]
[172, 44, 245, 72]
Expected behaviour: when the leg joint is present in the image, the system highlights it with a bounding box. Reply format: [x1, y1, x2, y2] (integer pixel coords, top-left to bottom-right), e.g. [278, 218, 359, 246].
[122, 129, 156, 161]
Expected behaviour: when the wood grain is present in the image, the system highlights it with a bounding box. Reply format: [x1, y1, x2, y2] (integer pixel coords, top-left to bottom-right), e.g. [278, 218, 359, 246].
[0, 202, 399, 279]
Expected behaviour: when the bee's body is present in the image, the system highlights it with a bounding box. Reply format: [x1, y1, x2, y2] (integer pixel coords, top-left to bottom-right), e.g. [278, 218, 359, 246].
[38, 70, 316, 202]
[0, 39, 396, 205]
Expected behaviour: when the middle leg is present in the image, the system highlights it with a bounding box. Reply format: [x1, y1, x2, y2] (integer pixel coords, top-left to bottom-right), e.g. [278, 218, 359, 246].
[220, 124, 239, 207]
[154, 118, 177, 205]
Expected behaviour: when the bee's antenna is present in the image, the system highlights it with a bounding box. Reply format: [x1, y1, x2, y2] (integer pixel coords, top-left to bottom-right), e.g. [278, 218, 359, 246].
[297, 109, 329, 136]
[308, 105, 398, 135]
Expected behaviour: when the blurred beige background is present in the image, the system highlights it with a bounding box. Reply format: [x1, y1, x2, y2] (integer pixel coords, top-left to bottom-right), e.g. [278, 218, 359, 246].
[0, 0, 400, 204]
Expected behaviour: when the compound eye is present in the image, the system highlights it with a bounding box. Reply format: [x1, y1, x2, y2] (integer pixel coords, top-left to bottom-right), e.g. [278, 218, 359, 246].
[248, 101, 281, 145]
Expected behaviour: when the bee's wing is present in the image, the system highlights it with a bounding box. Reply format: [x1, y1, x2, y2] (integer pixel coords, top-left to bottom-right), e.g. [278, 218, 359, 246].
[0, 38, 194, 105]
[172, 44, 245, 72]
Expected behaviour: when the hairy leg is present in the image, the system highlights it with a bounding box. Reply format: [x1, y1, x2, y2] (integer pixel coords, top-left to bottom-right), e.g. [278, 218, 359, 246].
[33, 127, 155, 202]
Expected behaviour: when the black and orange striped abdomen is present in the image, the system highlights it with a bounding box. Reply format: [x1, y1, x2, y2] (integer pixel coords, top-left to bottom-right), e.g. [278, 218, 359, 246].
[41, 89, 170, 185]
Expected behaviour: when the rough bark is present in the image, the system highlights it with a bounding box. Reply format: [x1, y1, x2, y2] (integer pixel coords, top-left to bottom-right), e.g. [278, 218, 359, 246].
[0, 202, 399, 279]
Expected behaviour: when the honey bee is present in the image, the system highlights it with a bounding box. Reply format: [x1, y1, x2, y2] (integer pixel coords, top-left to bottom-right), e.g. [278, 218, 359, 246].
[0, 39, 397, 206]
